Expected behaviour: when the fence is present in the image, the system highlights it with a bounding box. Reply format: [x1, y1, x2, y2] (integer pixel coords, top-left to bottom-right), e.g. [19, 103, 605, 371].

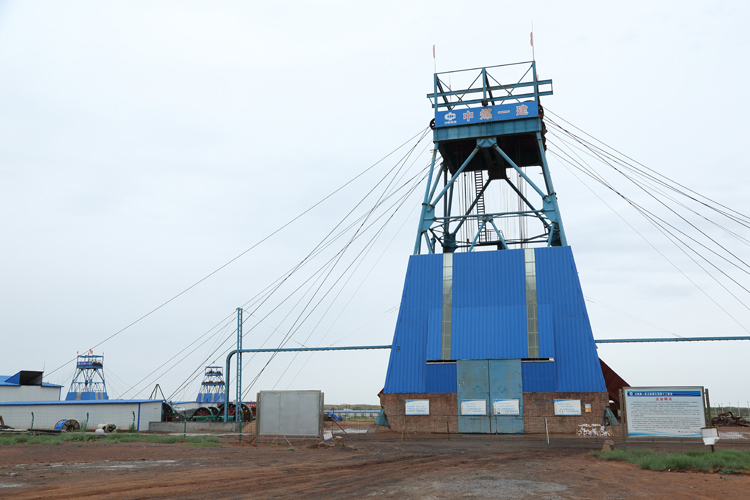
[324, 413, 612, 441]
[709, 406, 750, 419]
[321, 414, 750, 448]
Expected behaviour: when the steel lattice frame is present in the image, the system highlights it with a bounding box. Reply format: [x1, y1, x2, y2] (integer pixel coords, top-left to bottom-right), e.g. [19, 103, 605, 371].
[414, 61, 567, 254]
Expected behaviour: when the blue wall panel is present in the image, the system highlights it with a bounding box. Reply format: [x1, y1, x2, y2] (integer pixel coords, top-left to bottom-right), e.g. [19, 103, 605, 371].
[383, 247, 605, 395]
[383, 254, 442, 393]
[426, 308, 442, 360]
[535, 247, 606, 393]
[452, 250, 527, 359]
[451, 306, 527, 359]
[425, 363, 457, 393]
[522, 361, 557, 392]
[537, 304, 555, 358]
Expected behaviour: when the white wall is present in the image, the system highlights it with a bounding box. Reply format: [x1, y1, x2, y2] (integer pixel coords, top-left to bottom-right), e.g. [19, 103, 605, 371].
[0, 385, 61, 403]
[0, 401, 162, 431]
[171, 401, 205, 411]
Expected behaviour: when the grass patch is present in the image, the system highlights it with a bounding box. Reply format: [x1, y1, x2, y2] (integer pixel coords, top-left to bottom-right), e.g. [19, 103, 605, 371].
[593, 448, 750, 472]
[0, 433, 219, 447]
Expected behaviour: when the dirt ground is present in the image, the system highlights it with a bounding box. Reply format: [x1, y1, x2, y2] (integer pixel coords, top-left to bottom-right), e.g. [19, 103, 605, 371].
[1, 427, 748, 499]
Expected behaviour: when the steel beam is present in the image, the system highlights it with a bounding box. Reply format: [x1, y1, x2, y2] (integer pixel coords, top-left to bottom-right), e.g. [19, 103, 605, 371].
[595, 337, 750, 343]
[432, 91, 553, 109]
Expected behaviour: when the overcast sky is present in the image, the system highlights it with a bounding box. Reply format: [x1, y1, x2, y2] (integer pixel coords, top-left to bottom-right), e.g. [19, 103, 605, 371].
[1, 1, 748, 407]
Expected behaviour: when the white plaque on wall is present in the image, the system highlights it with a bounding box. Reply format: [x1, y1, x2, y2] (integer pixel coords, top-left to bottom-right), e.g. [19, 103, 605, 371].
[460, 399, 487, 416]
[404, 399, 430, 415]
[554, 399, 582, 416]
[492, 399, 521, 416]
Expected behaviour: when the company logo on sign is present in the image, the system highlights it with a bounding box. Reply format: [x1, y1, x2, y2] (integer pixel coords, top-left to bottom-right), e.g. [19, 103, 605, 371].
[434, 100, 538, 128]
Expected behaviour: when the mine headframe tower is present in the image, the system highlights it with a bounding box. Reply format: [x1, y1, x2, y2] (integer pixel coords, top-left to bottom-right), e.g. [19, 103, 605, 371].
[381, 60, 607, 435]
[65, 352, 109, 401]
[196, 365, 226, 404]
[415, 61, 565, 254]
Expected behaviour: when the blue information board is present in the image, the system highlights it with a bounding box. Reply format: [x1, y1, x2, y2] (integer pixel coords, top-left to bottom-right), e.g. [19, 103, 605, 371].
[434, 101, 538, 128]
[624, 387, 705, 438]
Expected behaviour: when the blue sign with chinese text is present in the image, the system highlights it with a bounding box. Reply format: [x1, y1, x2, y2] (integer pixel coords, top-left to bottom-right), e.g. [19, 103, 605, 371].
[434, 101, 538, 128]
[626, 390, 702, 398]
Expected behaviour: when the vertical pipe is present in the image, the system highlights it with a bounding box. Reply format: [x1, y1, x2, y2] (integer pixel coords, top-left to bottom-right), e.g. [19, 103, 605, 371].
[255, 392, 261, 443]
[224, 353, 231, 423]
[236, 307, 243, 424]
[619, 389, 627, 450]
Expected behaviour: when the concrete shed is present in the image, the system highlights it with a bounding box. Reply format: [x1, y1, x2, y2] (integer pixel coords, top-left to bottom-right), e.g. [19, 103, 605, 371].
[0, 399, 162, 431]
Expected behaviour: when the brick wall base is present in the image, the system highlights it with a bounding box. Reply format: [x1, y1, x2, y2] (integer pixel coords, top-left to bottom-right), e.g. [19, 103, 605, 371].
[523, 392, 608, 434]
[379, 393, 459, 434]
[380, 391, 608, 434]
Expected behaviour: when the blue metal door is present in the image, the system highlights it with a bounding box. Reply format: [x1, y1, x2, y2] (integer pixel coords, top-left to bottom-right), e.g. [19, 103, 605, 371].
[457, 360, 491, 433]
[457, 359, 524, 433]
[489, 359, 524, 433]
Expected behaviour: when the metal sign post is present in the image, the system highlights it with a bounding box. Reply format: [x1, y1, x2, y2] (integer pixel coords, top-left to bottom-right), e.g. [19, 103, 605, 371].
[619, 388, 627, 450]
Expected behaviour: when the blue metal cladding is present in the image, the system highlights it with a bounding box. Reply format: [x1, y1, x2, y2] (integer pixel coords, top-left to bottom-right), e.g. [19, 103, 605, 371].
[538, 304, 555, 358]
[383, 246, 605, 395]
[451, 250, 527, 359]
[425, 363, 457, 393]
[64, 391, 109, 401]
[383, 254, 444, 393]
[196, 392, 225, 403]
[534, 246, 606, 392]
[0, 374, 62, 388]
[521, 362, 557, 392]
[425, 308, 442, 360]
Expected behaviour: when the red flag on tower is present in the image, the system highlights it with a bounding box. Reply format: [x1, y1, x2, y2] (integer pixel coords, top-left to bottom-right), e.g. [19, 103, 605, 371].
[530, 32, 533, 46]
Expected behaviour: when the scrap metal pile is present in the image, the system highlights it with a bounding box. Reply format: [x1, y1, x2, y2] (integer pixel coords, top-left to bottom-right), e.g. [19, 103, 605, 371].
[712, 412, 750, 427]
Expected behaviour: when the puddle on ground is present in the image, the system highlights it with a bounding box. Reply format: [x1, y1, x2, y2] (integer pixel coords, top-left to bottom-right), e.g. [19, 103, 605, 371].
[332, 428, 369, 434]
[15, 460, 180, 472]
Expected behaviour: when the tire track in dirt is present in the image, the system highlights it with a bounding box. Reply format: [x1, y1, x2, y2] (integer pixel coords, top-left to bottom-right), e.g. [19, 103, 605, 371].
[5, 437, 750, 499]
[9, 452, 497, 499]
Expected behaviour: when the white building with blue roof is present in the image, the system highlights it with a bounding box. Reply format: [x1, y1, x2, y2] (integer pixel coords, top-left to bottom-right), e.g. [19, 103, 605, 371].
[0, 371, 62, 403]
